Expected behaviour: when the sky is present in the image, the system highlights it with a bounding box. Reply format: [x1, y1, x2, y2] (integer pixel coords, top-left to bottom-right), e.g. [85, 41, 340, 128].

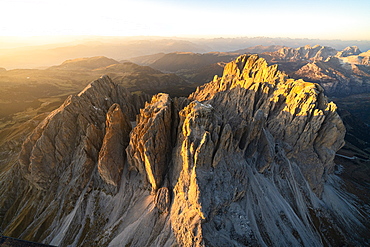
[1, 0, 370, 40]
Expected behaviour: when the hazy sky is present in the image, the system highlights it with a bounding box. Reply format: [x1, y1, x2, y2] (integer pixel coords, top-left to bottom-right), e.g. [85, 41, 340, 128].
[1, 0, 370, 40]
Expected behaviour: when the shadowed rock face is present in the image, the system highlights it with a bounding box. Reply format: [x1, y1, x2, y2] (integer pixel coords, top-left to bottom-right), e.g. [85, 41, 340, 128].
[1, 56, 368, 247]
[98, 103, 132, 186]
[18, 75, 139, 191]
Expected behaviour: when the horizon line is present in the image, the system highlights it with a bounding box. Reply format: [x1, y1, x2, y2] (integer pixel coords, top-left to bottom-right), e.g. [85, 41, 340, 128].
[1, 34, 370, 42]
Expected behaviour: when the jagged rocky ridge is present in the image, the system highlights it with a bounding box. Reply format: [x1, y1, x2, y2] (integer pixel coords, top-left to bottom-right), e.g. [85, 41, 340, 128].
[293, 56, 370, 96]
[261, 45, 370, 96]
[271, 45, 338, 61]
[265, 45, 362, 62]
[0, 55, 369, 246]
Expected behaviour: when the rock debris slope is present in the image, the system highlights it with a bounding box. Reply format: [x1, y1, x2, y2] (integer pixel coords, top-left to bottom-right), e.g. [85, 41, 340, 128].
[1, 55, 369, 247]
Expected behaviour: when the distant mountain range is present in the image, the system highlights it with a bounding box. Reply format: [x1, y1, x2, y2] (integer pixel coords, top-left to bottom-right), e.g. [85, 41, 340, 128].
[1, 36, 370, 69]
[260, 45, 370, 96]
[128, 45, 370, 97]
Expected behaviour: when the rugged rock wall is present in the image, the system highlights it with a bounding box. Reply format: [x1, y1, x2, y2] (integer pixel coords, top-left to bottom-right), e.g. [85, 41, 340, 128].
[189, 55, 345, 195]
[127, 93, 173, 192]
[1, 56, 368, 247]
[19, 75, 139, 191]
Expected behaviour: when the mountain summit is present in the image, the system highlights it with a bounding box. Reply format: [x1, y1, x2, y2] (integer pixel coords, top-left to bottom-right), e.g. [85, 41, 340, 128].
[0, 55, 368, 246]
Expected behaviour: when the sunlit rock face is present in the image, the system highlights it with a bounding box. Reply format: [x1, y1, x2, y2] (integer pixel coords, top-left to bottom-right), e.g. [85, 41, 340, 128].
[127, 93, 173, 192]
[189, 55, 345, 196]
[1, 55, 368, 247]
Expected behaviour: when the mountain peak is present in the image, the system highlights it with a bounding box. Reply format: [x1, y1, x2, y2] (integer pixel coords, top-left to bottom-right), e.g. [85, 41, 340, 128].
[19, 75, 143, 190]
[337, 46, 362, 57]
[190, 54, 345, 195]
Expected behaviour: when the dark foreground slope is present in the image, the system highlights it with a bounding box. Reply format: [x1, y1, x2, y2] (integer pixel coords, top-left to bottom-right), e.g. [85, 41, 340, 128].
[0, 55, 369, 246]
[0, 236, 54, 246]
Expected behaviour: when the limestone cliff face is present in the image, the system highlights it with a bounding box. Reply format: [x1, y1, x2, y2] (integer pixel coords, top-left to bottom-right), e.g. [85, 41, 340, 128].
[170, 101, 248, 246]
[98, 103, 132, 186]
[1, 56, 368, 247]
[127, 93, 173, 192]
[189, 54, 345, 195]
[19, 75, 139, 190]
[1, 76, 165, 246]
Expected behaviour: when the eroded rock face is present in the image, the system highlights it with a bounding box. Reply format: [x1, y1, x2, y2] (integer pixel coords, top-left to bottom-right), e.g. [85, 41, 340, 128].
[1, 56, 368, 247]
[127, 93, 173, 192]
[2, 76, 176, 246]
[98, 103, 132, 186]
[19, 75, 139, 190]
[170, 101, 247, 246]
[155, 187, 170, 213]
[190, 54, 345, 195]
